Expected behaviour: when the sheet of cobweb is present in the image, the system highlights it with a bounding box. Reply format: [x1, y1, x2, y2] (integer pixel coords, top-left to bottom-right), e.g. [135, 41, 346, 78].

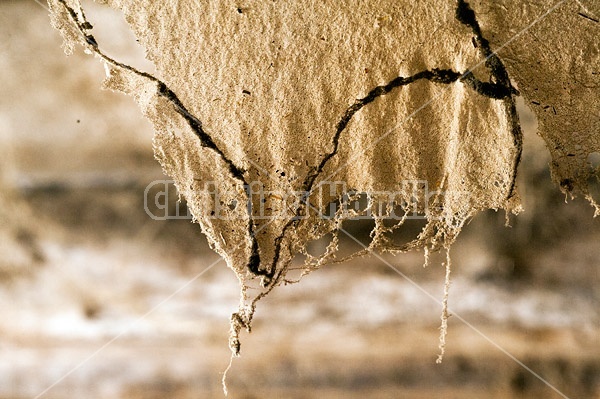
[48, 0, 599, 362]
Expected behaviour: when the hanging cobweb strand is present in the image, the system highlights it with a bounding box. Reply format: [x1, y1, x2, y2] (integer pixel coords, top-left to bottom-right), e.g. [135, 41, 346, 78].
[436, 247, 452, 364]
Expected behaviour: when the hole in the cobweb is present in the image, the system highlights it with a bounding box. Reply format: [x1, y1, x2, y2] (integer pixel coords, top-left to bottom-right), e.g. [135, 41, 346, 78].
[305, 232, 334, 258]
[227, 200, 238, 211]
[338, 218, 376, 254]
[383, 217, 429, 247]
[379, 202, 415, 226]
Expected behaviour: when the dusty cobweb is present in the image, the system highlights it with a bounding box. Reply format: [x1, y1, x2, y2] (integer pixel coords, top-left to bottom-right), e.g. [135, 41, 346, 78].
[47, 0, 599, 391]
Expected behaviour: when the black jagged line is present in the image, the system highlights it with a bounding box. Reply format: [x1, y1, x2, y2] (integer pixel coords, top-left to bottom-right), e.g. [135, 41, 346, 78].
[55, 0, 264, 276]
[154, 83, 246, 180]
[578, 12, 599, 23]
[456, 0, 515, 93]
[456, 0, 522, 199]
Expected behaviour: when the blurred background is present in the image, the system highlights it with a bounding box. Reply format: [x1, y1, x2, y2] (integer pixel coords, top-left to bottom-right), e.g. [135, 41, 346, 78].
[1, 1, 598, 398]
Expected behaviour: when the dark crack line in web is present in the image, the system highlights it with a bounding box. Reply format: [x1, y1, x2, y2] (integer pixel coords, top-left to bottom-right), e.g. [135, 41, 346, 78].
[577, 12, 599, 23]
[263, 0, 523, 281]
[55, 0, 263, 276]
[456, 0, 523, 199]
